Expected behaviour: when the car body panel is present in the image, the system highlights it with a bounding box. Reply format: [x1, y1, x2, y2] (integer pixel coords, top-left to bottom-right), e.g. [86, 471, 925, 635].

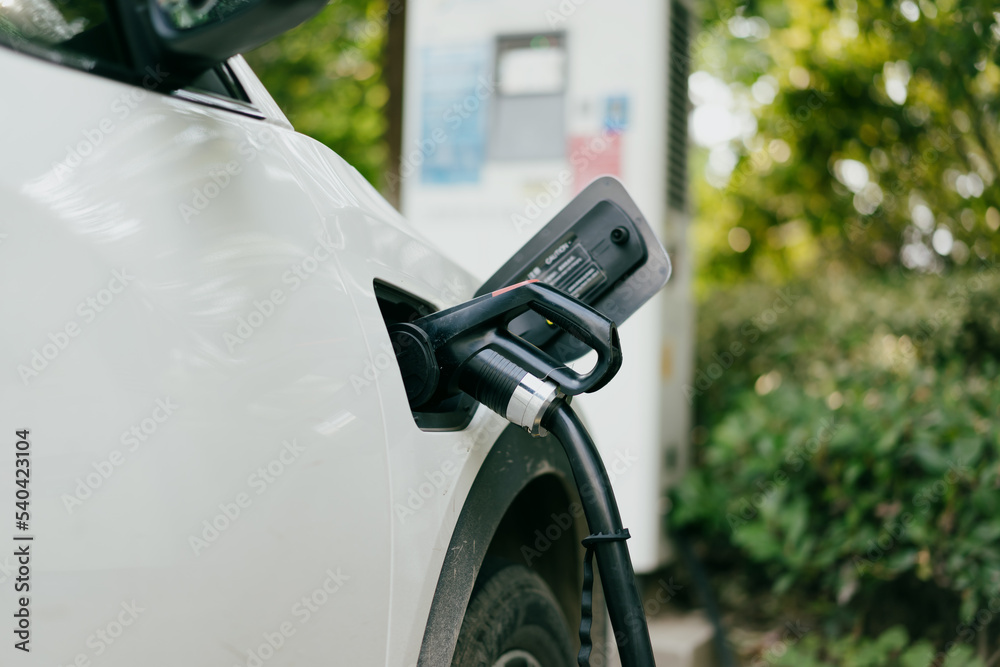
[0, 47, 510, 666]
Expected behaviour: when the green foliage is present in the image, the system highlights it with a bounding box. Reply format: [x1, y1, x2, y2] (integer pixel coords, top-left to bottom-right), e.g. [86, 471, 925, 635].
[671, 265, 1000, 646]
[767, 625, 983, 667]
[691, 0, 1000, 290]
[244, 0, 391, 188]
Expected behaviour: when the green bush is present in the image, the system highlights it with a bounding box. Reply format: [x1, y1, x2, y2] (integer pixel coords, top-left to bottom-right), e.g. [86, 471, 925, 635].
[246, 0, 390, 188]
[768, 625, 983, 667]
[670, 263, 1000, 648]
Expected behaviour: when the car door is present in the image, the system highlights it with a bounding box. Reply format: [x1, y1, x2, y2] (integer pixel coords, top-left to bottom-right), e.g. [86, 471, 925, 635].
[0, 29, 395, 667]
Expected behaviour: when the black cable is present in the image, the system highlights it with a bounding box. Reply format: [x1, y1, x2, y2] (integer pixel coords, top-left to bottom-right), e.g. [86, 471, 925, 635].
[577, 542, 598, 666]
[542, 402, 655, 667]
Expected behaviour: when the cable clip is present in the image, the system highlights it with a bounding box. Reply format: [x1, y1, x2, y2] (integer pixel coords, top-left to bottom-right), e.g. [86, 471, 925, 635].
[581, 529, 631, 548]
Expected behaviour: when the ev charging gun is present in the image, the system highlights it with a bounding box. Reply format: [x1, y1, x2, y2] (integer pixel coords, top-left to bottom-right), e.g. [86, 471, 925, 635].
[391, 177, 671, 667]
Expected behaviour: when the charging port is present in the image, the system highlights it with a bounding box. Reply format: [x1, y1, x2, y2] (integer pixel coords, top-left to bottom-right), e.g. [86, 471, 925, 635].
[373, 280, 478, 431]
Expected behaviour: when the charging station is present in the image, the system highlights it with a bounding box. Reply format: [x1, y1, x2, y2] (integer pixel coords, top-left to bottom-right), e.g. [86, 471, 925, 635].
[400, 0, 695, 573]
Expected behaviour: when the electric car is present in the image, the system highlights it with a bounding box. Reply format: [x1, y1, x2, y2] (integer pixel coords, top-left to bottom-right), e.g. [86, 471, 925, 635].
[1, 2, 666, 665]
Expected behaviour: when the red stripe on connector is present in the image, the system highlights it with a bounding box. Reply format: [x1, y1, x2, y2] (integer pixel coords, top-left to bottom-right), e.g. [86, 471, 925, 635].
[491, 279, 540, 297]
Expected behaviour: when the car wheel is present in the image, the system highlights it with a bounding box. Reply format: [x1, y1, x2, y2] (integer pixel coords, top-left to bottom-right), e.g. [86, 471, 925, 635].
[452, 562, 574, 667]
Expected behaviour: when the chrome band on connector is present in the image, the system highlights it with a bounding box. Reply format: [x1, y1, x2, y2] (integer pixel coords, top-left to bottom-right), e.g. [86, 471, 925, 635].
[505, 372, 561, 436]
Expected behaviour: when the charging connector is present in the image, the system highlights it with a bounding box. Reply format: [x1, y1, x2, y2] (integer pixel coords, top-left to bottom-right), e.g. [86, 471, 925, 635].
[458, 349, 561, 436]
[388, 281, 655, 667]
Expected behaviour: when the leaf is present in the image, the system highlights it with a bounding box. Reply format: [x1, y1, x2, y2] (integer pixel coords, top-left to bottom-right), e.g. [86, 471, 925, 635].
[734, 523, 783, 561]
[899, 641, 935, 667]
[875, 420, 906, 454]
[941, 643, 978, 667]
[874, 625, 908, 652]
[971, 522, 1000, 544]
[953, 437, 984, 468]
[912, 442, 952, 475]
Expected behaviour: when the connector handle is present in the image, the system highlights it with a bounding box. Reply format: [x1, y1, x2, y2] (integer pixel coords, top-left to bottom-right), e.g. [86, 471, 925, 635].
[418, 281, 622, 396]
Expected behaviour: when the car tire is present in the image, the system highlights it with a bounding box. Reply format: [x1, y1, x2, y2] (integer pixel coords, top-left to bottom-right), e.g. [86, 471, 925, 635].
[451, 561, 575, 667]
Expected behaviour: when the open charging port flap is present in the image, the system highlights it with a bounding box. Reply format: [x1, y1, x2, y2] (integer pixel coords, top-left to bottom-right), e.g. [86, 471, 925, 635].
[477, 176, 671, 363]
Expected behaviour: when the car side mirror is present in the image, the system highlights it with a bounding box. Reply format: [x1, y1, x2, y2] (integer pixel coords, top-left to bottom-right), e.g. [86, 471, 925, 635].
[477, 176, 672, 363]
[125, 0, 327, 82]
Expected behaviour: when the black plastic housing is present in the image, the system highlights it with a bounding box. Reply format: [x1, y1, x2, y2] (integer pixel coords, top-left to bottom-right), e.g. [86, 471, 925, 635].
[373, 281, 477, 432]
[388, 281, 622, 411]
[119, 0, 327, 85]
[477, 177, 671, 363]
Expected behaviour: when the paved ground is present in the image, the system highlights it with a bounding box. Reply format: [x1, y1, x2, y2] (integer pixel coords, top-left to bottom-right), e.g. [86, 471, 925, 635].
[606, 612, 717, 667]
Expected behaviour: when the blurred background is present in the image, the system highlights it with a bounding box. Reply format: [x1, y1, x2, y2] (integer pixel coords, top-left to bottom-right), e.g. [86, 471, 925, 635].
[247, 0, 1000, 664]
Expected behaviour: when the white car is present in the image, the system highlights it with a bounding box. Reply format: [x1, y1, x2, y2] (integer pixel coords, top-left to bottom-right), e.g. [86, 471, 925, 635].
[1, 2, 667, 665]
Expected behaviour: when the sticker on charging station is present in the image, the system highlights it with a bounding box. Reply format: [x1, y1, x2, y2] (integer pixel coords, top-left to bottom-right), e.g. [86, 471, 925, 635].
[525, 234, 606, 300]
